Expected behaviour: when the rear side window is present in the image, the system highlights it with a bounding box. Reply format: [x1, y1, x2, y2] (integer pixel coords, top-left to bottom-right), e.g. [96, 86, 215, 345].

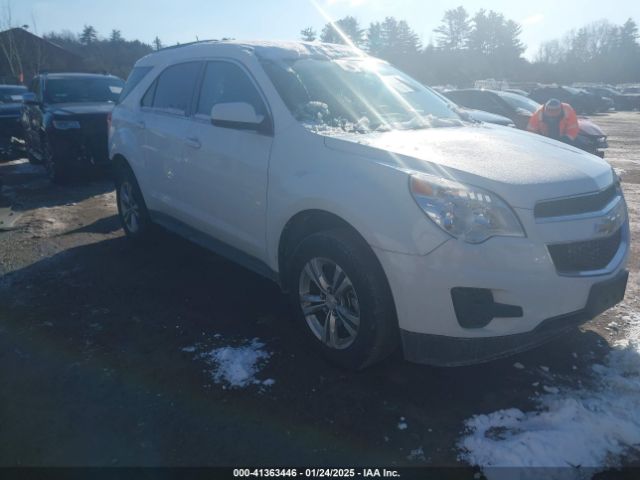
[196, 61, 266, 117]
[146, 62, 201, 115]
[119, 66, 152, 102]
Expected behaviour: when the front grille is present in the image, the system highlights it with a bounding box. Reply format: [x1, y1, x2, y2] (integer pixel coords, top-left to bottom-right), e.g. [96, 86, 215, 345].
[548, 228, 622, 274]
[535, 184, 618, 219]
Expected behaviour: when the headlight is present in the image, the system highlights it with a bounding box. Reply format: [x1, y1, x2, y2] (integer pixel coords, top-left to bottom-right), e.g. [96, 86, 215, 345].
[52, 120, 81, 130]
[410, 174, 525, 244]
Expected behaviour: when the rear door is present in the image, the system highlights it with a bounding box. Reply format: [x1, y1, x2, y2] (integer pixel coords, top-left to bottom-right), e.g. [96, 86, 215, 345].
[137, 61, 203, 219]
[180, 60, 273, 260]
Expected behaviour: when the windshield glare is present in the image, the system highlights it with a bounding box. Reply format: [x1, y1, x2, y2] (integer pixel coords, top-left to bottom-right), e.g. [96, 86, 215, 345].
[45, 77, 124, 104]
[262, 57, 463, 133]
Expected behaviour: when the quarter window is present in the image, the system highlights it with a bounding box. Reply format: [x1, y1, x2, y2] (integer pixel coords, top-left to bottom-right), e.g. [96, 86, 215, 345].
[196, 62, 266, 117]
[120, 66, 153, 102]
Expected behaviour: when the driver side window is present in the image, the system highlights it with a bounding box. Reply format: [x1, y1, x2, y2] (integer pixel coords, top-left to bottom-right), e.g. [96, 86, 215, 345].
[196, 61, 266, 117]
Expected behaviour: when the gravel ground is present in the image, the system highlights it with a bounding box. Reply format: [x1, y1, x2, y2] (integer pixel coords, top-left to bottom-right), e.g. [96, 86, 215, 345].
[0, 112, 638, 468]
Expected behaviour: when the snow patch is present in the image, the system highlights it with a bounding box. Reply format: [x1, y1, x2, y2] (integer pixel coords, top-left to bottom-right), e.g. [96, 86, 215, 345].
[407, 447, 426, 461]
[458, 307, 640, 476]
[397, 417, 408, 431]
[198, 338, 273, 389]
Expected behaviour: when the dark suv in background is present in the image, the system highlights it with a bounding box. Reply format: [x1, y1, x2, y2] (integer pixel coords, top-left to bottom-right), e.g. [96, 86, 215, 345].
[528, 86, 607, 114]
[0, 85, 27, 160]
[22, 73, 124, 183]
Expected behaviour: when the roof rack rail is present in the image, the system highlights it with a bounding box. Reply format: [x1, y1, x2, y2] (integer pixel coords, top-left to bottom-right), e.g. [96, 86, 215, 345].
[156, 39, 220, 52]
[38, 69, 113, 76]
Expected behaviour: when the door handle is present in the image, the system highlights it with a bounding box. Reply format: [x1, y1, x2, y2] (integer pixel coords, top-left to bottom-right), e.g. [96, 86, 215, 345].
[136, 120, 146, 129]
[186, 137, 201, 149]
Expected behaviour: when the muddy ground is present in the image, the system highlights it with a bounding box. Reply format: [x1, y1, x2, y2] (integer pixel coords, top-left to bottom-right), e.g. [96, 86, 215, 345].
[0, 112, 639, 467]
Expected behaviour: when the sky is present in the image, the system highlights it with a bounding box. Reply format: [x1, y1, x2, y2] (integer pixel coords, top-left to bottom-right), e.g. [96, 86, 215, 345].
[5, 0, 640, 59]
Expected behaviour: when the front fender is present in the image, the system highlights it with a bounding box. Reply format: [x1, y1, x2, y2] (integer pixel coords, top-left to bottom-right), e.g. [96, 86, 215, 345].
[265, 128, 449, 272]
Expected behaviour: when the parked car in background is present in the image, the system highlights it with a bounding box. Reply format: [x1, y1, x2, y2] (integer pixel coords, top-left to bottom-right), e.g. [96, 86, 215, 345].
[110, 41, 628, 369]
[444, 89, 609, 157]
[431, 88, 515, 127]
[22, 72, 124, 183]
[0, 85, 27, 160]
[0, 84, 27, 103]
[529, 86, 603, 114]
[504, 88, 529, 97]
[583, 86, 638, 111]
[575, 86, 614, 112]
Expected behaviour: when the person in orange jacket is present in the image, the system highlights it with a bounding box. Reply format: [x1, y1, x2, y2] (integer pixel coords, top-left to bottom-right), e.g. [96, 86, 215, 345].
[527, 99, 580, 144]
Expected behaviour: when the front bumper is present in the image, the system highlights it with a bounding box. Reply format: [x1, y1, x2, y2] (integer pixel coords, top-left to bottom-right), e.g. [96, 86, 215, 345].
[401, 270, 627, 366]
[49, 117, 110, 168]
[372, 203, 630, 366]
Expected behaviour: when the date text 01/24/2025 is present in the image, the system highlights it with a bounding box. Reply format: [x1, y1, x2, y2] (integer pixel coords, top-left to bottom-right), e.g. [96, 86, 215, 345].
[232, 469, 401, 478]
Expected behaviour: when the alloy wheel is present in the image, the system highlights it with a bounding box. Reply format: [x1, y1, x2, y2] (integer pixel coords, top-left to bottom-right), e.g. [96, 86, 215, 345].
[119, 180, 141, 233]
[298, 257, 360, 350]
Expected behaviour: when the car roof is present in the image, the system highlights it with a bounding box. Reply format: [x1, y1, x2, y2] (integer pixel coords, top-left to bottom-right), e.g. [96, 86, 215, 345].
[135, 40, 363, 67]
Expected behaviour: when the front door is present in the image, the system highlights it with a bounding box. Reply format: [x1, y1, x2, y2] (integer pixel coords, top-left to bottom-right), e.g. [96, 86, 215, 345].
[181, 60, 273, 260]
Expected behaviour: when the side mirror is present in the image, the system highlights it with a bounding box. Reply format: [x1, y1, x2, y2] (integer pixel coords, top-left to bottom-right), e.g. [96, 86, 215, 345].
[211, 102, 271, 134]
[22, 92, 39, 105]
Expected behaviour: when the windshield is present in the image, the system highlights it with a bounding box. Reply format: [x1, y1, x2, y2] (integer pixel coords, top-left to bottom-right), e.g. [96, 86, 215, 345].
[0, 86, 27, 103]
[495, 91, 540, 113]
[262, 57, 463, 133]
[44, 77, 124, 104]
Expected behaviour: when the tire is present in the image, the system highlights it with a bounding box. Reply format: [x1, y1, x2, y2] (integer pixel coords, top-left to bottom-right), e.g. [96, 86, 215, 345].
[42, 137, 71, 184]
[115, 162, 152, 242]
[287, 228, 399, 370]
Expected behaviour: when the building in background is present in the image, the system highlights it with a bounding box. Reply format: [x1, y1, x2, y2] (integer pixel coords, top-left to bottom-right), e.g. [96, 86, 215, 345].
[0, 28, 83, 84]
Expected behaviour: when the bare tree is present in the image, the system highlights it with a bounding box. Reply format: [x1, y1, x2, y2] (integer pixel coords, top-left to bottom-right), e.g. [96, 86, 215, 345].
[0, 1, 24, 82]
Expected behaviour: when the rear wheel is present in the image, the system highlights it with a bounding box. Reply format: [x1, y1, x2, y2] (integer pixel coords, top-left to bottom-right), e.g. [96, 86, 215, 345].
[115, 163, 152, 242]
[288, 229, 398, 370]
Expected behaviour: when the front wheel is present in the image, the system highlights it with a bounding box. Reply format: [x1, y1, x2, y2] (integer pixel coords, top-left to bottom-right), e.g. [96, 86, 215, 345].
[288, 229, 398, 370]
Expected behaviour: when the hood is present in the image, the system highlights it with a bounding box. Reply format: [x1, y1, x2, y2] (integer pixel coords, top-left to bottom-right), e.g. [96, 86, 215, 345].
[323, 124, 613, 209]
[578, 118, 606, 137]
[47, 102, 115, 116]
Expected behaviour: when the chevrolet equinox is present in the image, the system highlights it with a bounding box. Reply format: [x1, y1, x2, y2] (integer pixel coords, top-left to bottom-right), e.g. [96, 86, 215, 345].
[109, 41, 629, 369]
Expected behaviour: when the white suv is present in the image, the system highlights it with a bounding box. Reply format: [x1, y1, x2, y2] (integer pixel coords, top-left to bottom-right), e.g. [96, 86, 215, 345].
[109, 41, 629, 369]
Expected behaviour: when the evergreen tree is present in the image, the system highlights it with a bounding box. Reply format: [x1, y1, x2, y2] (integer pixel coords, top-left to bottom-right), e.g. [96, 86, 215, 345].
[366, 22, 384, 56]
[320, 16, 364, 46]
[300, 27, 317, 42]
[434, 6, 470, 51]
[79, 25, 97, 45]
[109, 29, 123, 43]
